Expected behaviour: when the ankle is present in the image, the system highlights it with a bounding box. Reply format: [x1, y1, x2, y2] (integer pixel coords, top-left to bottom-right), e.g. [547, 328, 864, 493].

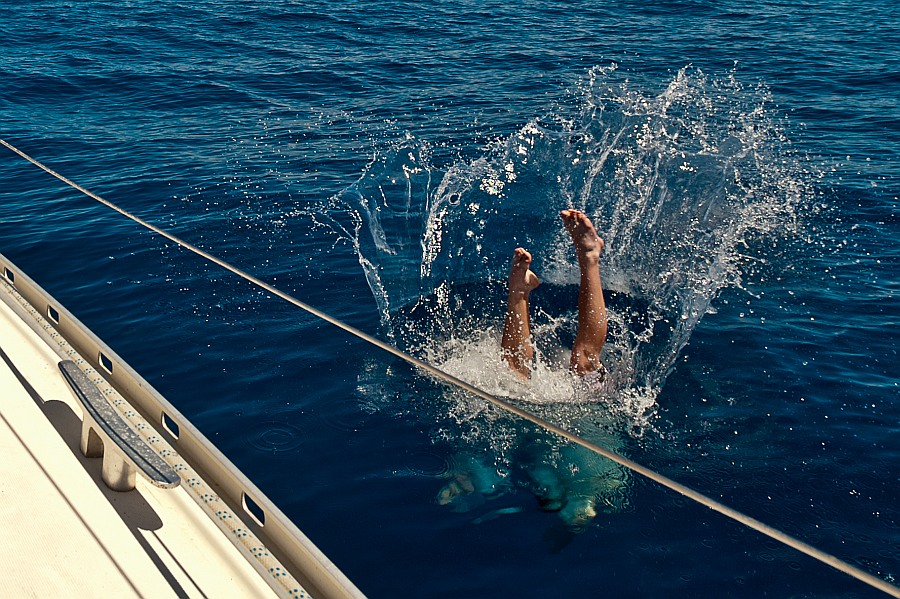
[578, 253, 600, 268]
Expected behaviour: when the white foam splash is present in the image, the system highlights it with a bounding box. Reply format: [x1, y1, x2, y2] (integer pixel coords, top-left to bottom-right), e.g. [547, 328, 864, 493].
[315, 64, 813, 442]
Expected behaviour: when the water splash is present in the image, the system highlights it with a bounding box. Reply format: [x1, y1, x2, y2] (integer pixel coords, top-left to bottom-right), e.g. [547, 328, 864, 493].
[320, 65, 811, 436]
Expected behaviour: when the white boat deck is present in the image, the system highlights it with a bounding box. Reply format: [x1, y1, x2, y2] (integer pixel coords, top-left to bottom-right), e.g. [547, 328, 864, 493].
[0, 280, 284, 597]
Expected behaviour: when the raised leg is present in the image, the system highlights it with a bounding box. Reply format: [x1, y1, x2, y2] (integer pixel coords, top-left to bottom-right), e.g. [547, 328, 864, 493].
[501, 247, 541, 378]
[561, 210, 608, 376]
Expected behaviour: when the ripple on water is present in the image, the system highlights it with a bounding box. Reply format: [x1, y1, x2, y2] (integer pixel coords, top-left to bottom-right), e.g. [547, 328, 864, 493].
[315, 395, 373, 434]
[400, 449, 455, 479]
[244, 419, 309, 454]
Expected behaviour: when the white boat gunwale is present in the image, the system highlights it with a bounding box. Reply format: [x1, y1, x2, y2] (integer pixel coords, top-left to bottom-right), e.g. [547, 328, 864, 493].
[0, 252, 364, 599]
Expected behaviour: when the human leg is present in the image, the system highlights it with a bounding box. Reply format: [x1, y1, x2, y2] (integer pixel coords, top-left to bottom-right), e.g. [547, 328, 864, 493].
[561, 210, 608, 376]
[501, 247, 540, 378]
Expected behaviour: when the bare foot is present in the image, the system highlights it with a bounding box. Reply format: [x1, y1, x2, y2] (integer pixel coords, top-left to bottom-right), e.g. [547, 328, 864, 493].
[509, 247, 541, 295]
[560, 210, 604, 264]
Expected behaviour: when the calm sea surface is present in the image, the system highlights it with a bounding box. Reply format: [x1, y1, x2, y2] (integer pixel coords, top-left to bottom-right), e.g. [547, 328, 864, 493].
[1, 1, 898, 597]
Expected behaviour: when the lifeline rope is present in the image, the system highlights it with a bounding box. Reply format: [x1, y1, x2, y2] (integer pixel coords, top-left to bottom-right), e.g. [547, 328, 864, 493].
[2, 137, 897, 597]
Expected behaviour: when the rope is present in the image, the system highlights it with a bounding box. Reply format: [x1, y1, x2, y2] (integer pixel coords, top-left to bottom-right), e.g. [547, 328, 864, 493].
[2, 137, 897, 597]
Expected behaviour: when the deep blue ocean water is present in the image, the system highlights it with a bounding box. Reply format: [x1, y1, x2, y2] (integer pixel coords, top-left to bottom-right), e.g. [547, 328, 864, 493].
[1, 1, 898, 597]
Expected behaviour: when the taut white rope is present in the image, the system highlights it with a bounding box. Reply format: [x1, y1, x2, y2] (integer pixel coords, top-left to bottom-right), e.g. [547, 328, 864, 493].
[2, 138, 897, 597]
